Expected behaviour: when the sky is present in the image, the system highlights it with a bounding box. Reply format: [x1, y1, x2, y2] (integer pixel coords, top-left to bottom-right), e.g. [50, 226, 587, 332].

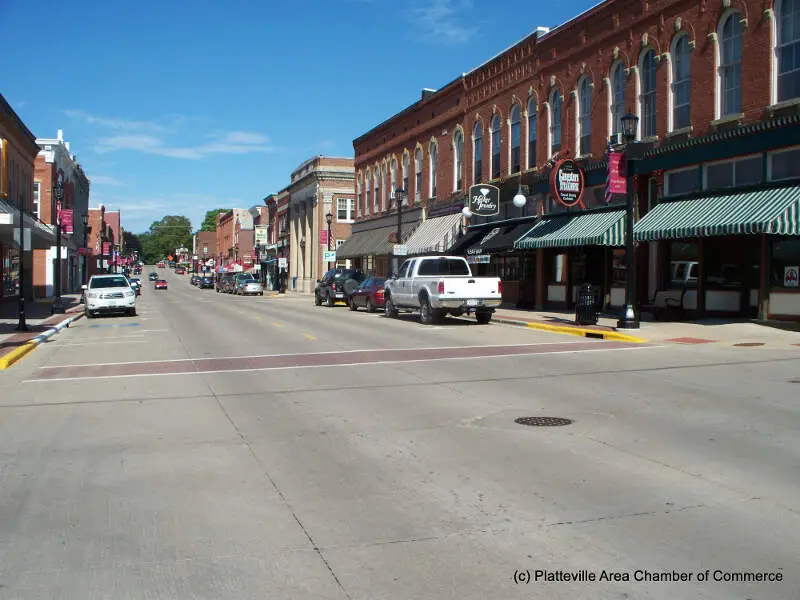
[1, 0, 599, 234]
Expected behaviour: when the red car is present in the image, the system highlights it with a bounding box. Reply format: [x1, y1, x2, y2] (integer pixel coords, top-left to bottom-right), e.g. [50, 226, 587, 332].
[154, 280, 168, 290]
[348, 277, 386, 312]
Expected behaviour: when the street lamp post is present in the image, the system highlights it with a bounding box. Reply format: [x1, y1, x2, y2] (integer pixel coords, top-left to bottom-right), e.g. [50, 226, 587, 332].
[81, 213, 89, 286]
[325, 211, 333, 270]
[617, 111, 640, 330]
[53, 176, 65, 314]
[16, 198, 28, 331]
[392, 188, 406, 277]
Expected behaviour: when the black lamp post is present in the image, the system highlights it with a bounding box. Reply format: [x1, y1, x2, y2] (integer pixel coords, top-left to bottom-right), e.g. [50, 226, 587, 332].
[617, 111, 640, 330]
[392, 188, 406, 277]
[81, 213, 89, 285]
[53, 177, 65, 314]
[325, 210, 333, 269]
[16, 198, 28, 331]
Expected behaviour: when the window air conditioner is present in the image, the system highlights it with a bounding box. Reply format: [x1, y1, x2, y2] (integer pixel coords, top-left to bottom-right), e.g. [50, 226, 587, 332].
[609, 133, 623, 146]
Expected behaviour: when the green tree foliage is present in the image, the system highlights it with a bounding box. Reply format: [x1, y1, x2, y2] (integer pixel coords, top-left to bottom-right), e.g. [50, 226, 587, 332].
[134, 215, 193, 264]
[122, 230, 142, 255]
[199, 208, 230, 232]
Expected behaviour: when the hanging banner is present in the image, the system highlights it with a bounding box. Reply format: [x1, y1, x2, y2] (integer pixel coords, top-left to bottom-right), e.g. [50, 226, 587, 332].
[255, 225, 267, 244]
[550, 159, 585, 208]
[608, 151, 626, 195]
[467, 184, 500, 217]
[58, 207, 74, 234]
[102, 242, 111, 255]
[319, 229, 329, 245]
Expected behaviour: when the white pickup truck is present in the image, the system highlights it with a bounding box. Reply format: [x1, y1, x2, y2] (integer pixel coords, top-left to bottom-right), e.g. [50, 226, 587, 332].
[383, 256, 503, 324]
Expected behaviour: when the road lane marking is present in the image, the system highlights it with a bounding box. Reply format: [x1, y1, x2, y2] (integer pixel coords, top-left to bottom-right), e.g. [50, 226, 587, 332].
[254, 315, 263, 320]
[36, 341, 588, 368]
[271, 322, 283, 328]
[303, 333, 317, 340]
[24, 345, 662, 383]
[61, 340, 150, 346]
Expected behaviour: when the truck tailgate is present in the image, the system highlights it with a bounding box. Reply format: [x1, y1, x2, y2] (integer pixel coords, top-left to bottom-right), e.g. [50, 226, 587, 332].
[439, 277, 501, 301]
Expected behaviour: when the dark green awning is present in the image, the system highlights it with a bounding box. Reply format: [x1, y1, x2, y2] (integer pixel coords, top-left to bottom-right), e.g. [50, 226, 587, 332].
[634, 186, 800, 241]
[514, 210, 625, 249]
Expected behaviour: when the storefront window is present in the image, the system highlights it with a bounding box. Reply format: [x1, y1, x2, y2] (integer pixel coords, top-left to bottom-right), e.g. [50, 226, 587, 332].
[667, 241, 699, 288]
[523, 255, 536, 281]
[612, 249, 626, 286]
[769, 147, 800, 181]
[2, 246, 20, 298]
[704, 155, 762, 190]
[498, 256, 519, 280]
[771, 238, 800, 288]
[553, 253, 566, 283]
[664, 167, 700, 197]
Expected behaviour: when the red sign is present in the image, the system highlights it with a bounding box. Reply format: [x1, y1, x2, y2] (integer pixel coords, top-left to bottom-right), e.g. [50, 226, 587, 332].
[58, 207, 74, 234]
[319, 230, 329, 245]
[102, 242, 111, 255]
[550, 159, 585, 208]
[607, 151, 626, 196]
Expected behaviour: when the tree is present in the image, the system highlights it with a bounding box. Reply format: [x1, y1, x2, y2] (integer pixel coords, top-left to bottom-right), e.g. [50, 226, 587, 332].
[134, 215, 193, 264]
[199, 208, 231, 232]
[122, 230, 141, 255]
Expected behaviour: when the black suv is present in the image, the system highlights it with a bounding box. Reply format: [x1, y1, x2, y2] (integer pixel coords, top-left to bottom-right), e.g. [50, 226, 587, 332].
[315, 268, 364, 307]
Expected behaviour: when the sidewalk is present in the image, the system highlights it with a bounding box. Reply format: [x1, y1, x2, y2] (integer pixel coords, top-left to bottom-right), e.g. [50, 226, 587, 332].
[0, 293, 85, 369]
[491, 306, 800, 348]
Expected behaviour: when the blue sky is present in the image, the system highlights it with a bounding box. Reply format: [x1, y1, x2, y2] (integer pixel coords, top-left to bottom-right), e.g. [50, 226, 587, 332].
[1, 0, 598, 234]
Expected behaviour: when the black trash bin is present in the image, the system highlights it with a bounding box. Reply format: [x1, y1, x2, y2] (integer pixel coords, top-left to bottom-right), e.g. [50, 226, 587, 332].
[575, 283, 598, 325]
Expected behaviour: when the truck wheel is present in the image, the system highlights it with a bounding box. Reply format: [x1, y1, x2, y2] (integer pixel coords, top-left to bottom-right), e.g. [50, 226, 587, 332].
[420, 296, 436, 325]
[326, 292, 335, 307]
[476, 311, 492, 324]
[314, 292, 322, 306]
[384, 295, 398, 318]
[349, 297, 358, 311]
[366, 298, 375, 313]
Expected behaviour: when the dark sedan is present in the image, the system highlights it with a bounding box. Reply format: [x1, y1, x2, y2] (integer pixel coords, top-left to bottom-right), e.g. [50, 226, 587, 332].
[348, 277, 386, 312]
[198, 276, 214, 289]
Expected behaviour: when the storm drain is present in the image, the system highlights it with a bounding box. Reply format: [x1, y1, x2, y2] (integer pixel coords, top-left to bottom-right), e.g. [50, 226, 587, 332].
[514, 416, 574, 427]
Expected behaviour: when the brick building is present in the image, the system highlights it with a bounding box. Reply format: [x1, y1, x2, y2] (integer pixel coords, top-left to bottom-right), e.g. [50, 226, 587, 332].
[342, 0, 800, 321]
[262, 190, 291, 290]
[193, 230, 216, 273]
[1, 94, 56, 301]
[216, 209, 254, 272]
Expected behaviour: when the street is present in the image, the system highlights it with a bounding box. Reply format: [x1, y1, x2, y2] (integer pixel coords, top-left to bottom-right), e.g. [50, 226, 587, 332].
[1, 268, 799, 599]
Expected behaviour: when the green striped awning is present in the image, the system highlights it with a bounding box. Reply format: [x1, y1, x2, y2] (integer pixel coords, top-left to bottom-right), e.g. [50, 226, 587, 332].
[514, 210, 626, 249]
[634, 186, 800, 241]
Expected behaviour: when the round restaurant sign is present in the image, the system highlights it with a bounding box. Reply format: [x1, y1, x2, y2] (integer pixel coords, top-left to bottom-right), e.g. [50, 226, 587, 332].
[550, 159, 585, 208]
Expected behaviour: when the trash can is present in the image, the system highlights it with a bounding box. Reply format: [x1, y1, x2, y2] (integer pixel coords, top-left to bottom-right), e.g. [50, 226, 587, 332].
[575, 283, 598, 325]
[292, 276, 297, 290]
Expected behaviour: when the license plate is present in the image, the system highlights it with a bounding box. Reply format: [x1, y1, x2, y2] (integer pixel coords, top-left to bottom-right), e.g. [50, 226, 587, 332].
[467, 299, 479, 307]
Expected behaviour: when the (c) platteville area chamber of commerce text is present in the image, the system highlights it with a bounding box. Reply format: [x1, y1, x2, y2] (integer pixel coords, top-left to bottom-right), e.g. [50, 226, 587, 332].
[512, 569, 785, 584]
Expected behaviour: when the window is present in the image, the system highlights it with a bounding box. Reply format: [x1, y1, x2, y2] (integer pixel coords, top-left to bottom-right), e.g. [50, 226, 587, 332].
[553, 254, 567, 283]
[490, 115, 501, 179]
[382, 164, 388, 210]
[32, 181, 41, 220]
[415, 148, 422, 201]
[769, 147, 800, 180]
[417, 257, 470, 276]
[453, 129, 463, 190]
[610, 62, 627, 135]
[337, 198, 354, 222]
[640, 49, 657, 137]
[550, 89, 562, 156]
[578, 78, 591, 156]
[510, 105, 521, 173]
[719, 12, 743, 116]
[365, 172, 372, 215]
[527, 99, 537, 168]
[771, 238, 800, 288]
[778, 0, 800, 102]
[373, 167, 380, 212]
[704, 156, 763, 189]
[402, 153, 409, 198]
[357, 177, 363, 217]
[429, 142, 438, 198]
[664, 166, 701, 196]
[672, 35, 692, 130]
[667, 241, 700, 289]
[390, 159, 397, 208]
[473, 122, 483, 183]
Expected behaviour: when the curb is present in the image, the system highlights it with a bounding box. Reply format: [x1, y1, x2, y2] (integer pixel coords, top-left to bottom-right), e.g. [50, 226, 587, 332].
[492, 316, 648, 343]
[0, 311, 84, 370]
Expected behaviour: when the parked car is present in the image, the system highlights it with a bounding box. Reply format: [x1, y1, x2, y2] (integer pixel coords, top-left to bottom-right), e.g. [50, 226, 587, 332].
[315, 268, 364, 307]
[232, 273, 262, 295]
[383, 256, 502, 324]
[148, 272, 159, 281]
[82, 274, 137, 318]
[157, 262, 165, 268]
[128, 278, 142, 296]
[216, 272, 236, 293]
[198, 276, 214, 289]
[190, 275, 200, 286]
[154, 279, 168, 290]
[348, 277, 387, 312]
[175, 266, 186, 275]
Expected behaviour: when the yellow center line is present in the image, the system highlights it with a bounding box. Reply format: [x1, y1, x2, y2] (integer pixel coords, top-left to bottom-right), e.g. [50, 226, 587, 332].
[271, 322, 283, 328]
[254, 315, 263, 320]
[303, 333, 317, 341]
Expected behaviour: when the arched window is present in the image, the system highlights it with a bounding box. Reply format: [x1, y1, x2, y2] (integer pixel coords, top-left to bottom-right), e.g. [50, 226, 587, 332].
[510, 105, 521, 173]
[610, 62, 627, 135]
[550, 89, 562, 157]
[373, 167, 380, 212]
[414, 148, 422, 202]
[490, 115, 501, 179]
[672, 34, 692, 130]
[390, 158, 397, 207]
[719, 12, 743, 116]
[473, 122, 483, 184]
[382, 164, 388, 210]
[365, 171, 371, 215]
[357, 175, 363, 216]
[778, 0, 800, 101]
[527, 99, 537, 168]
[429, 141, 438, 198]
[578, 78, 592, 155]
[453, 129, 463, 191]
[402, 153, 409, 198]
[640, 49, 657, 137]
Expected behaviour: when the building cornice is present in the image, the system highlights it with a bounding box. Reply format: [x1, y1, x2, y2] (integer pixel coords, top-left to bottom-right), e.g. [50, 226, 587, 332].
[1, 93, 39, 155]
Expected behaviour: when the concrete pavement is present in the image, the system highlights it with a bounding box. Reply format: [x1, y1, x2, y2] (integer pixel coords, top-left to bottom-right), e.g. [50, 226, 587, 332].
[1, 267, 799, 599]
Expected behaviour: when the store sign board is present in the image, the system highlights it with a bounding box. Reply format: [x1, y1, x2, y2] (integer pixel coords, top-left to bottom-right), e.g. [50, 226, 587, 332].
[551, 159, 585, 208]
[255, 225, 267, 244]
[467, 184, 500, 217]
[785, 266, 799, 288]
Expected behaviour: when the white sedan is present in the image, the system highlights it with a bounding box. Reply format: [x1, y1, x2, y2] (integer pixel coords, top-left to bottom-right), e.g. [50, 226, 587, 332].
[82, 274, 137, 318]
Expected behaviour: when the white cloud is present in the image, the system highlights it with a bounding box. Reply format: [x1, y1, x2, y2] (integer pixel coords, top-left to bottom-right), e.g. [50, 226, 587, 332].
[64, 109, 166, 133]
[409, 0, 477, 44]
[89, 174, 125, 186]
[92, 130, 276, 159]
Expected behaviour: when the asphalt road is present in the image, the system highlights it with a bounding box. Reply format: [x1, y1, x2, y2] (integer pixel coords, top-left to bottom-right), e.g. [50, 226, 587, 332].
[1, 267, 799, 599]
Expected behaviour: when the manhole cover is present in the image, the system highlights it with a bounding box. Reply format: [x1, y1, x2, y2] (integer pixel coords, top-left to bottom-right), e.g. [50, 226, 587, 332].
[733, 342, 765, 347]
[515, 416, 573, 427]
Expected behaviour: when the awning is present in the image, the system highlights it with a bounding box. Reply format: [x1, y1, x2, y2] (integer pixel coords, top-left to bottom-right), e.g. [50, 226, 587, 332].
[336, 223, 419, 259]
[514, 210, 626, 249]
[466, 222, 537, 255]
[634, 186, 800, 241]
[447, 228, 486, 255]
[0, 197, 15, 226]
[403, 212, 462, 255]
